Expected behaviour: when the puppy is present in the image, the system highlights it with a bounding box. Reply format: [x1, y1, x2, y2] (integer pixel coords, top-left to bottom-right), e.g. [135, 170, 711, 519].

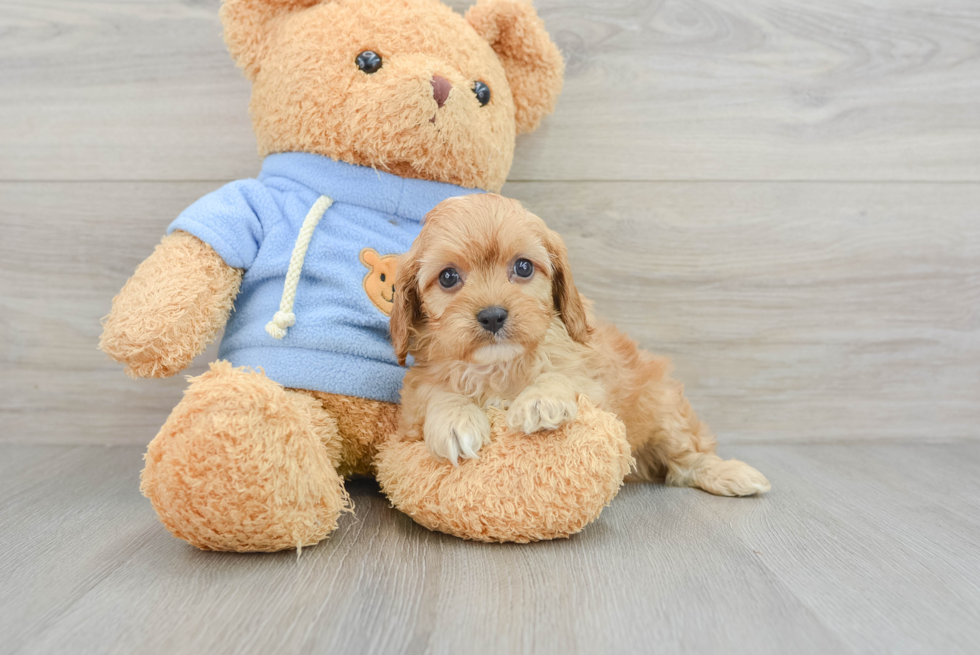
[391, 194, 770, 497]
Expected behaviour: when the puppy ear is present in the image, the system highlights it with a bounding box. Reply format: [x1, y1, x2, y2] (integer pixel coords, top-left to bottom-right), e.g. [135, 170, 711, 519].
[390, 252, 424, 366]
[221, 0, 321, 80]
[545, 229, 591, 344]
[466, 0, 565, 135]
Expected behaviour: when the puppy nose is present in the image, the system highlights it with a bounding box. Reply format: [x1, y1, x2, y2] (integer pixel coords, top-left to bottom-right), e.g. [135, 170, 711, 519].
[476, 306, 508, 335]
[431, 75, 451, 108]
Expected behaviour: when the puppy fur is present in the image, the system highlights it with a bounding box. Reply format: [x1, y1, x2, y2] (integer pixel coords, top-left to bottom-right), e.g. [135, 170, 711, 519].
[392, 194, 771, 497]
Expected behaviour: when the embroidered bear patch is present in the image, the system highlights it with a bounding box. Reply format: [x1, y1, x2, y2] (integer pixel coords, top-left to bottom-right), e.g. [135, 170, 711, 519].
[359, 248, 399, 316]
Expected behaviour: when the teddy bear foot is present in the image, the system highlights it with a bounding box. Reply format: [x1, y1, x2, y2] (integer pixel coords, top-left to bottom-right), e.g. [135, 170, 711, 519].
[141, 361, 349, 552]
[375, 397, 633, 543]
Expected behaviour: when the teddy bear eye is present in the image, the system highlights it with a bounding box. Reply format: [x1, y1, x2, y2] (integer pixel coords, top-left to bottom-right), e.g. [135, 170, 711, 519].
[514, 259, 534, 279]
[473, 80, 491, 106]
[380, 273, 386, 282]
[439, 268, 460, 289]
[356, 51, 383, 74]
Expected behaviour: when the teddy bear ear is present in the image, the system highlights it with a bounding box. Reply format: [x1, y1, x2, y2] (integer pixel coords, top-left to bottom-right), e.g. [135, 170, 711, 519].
[220, 0, 321, 80]
[359, 247, 381, 268]
[466, 0, 565, 135]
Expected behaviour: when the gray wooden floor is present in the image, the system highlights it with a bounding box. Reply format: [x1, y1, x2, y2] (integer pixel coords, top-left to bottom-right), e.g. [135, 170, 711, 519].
[2, 442, 979, 655]
[2, 1, 979, 653]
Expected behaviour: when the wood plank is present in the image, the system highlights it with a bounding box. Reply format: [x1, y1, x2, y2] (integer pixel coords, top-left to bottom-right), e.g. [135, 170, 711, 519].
[0, 181, 226, 445]
[3, 180, 976, 445]
[714, 443, 980, 654]
[3, 443, 980, 653]
[0, 445, 160, 654]
[504, 179, 980, 443]
[0, 444, 841, 655]
[1, 1, 979, 182]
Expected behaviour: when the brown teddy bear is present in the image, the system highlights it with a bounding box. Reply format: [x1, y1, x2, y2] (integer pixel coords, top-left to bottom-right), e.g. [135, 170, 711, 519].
[100, 0, 634, 551]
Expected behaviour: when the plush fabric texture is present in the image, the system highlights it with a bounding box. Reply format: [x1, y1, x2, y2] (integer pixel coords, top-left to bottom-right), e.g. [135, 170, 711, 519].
[392, 193, 771, 497]
[104, 0, 635, 552]
[465, 0, 565, 135]
[100, 231, 243, 378]
[141, 361, 349, 552]
[376, 397, 633, 543]
[167, 152, 480, 402]
[307, 390, 400, 478]
[141, 362, 634, 549]
[221, 0, 564, 191]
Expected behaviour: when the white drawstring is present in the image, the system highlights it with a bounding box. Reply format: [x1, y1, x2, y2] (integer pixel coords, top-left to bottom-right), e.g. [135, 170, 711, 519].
[265, 195, 333, 339]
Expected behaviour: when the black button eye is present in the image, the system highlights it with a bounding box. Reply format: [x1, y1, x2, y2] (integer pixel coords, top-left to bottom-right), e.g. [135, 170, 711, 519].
[380, 273, 386, 282]
[473, 80, 491, 106]
[514, 258, 534, 278]
[356, 51, 382, 74]
[439, 268, 460, 289]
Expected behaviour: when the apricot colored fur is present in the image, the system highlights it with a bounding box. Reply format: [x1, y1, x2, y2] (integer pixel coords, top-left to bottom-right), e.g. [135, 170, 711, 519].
[102, 0, 635, 551]
[393, 194, 771, 497]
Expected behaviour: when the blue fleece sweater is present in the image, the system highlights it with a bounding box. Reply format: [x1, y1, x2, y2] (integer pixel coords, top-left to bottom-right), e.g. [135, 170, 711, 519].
[168, 152, 481, 402]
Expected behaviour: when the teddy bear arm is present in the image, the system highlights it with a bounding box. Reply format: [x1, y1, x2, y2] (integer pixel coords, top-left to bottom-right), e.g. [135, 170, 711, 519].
[99, 230, 243, 378]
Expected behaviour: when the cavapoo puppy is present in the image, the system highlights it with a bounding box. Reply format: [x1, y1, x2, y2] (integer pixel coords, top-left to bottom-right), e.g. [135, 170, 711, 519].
[391, 194, 770, 496]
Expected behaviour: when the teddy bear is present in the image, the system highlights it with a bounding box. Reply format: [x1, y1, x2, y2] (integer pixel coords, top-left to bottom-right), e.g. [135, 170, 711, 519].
[99, 0, 634, 552]
[359, 248, 399, 316]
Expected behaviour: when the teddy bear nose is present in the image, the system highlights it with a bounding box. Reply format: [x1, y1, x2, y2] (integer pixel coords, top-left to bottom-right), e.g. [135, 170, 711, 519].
[431, 75, 451, 108]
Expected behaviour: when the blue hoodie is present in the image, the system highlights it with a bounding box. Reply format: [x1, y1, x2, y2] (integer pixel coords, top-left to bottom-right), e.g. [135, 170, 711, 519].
[168, 152, 481, 402]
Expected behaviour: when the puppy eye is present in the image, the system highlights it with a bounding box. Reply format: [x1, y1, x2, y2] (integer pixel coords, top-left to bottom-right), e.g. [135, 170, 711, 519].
[439, 268, 460, 289]
[356, 51, 383, 74]
[380, 273, 386, 282]
[473, 80, 491, 106]
[514, 259, 534, 279]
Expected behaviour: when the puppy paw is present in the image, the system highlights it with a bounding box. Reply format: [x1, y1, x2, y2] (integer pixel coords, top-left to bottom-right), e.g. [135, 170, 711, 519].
[424, 401, 491, 466]
[694, 459, 772, 497]
[506, 388, 577, 434]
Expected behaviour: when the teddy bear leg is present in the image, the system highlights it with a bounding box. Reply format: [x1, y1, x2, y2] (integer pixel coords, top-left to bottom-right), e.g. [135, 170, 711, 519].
[141, 361, 349, 552]
[375, 397, 633, 543]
